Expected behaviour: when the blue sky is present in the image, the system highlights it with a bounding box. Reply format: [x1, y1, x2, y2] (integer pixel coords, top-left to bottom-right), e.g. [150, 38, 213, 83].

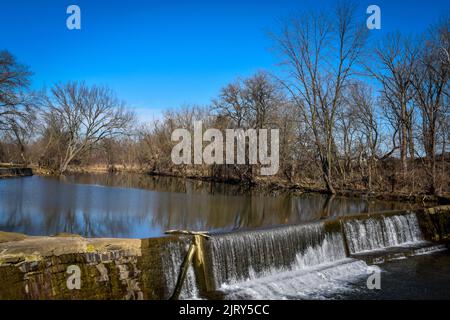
[1, 0, 449, 121]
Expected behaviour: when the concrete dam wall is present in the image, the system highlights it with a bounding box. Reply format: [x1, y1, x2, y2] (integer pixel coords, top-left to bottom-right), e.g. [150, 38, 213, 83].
[0, 205, 449, 300]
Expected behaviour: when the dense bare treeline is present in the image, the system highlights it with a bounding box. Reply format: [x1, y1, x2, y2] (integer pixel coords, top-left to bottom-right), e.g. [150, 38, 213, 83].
[1, 3, 449, 195]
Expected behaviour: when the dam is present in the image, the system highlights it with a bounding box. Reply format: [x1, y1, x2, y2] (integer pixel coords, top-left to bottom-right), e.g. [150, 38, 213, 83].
[0, 205, 449, 299]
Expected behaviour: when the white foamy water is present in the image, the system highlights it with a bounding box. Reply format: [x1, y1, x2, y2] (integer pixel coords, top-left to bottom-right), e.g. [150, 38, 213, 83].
[161, 212, 443, 300]
[343, 213, 425, 253]
[220, 259, 372, 299]
[161, 241, 199, 299]
[206, 223, 372, 299]
[209, 223, 348, 287]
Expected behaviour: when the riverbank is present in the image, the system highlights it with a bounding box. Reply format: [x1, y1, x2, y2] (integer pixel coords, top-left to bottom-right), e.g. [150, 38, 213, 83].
[1, 205, 449, 299]
[30, 164, 450, 205]
[0, 167, 33, 178]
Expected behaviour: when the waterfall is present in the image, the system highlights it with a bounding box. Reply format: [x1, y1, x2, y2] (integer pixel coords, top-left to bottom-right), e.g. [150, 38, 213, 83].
[159, 240, 199, 299]
[343, 213, 425, 254]
[221, 259, 371, 300]
[208, 222, 350, 288]
[156, 211, 442, 299]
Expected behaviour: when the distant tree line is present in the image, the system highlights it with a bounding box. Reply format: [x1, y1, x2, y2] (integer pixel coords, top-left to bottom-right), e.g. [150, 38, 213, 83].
[1, 3, 449, 195]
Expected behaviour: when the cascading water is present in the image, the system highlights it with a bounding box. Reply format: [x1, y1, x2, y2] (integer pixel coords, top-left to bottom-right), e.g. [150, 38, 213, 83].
[220, 259, 373, 300]
[159, 211, 444, 299]
[209, 223, 346, 286]
[343, 213, 425, 254]
[160, 240, 199, 299]
[207, 222, 370, 299]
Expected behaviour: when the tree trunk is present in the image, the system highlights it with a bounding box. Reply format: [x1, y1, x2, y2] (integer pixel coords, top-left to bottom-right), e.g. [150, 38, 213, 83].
[408, 119, 415, 161]
[430, 127, 437, 195]
[400, 102, 408, 176]
[322, 157, 336, 194]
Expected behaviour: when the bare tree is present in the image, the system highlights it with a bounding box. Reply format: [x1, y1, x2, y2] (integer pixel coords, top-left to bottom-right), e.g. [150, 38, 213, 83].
[348, 82, 380, 190]
[368, 34, 418, 176]
[45, 82, 134, 174]
[273, 3, 367, 193]
[0, 50, 31, 129]
[0, 50, 41, 163]
[212, 81, 250, 128]
[335, 92, 358, 185]
[412, 20, 449, 194]
[243, 71, 281, 129]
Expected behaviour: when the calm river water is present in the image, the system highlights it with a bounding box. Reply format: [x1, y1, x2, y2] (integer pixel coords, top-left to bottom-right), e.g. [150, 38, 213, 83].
[0, 173, 414, 238]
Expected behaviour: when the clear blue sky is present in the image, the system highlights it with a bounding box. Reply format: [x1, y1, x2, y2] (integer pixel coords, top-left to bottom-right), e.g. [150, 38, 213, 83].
[1, 0, 449, 121]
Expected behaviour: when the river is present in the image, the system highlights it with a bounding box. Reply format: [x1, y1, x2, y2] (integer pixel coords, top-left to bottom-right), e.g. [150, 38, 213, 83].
[0, 172, 413, 238]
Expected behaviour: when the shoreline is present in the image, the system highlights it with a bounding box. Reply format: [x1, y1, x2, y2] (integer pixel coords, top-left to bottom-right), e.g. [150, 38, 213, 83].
[0, 167, 33, 178]
[28, 165, 450, 205]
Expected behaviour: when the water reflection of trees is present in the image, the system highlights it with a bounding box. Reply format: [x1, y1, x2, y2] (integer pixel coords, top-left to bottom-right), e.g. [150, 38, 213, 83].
[0, 174, 413, 238]
[56, 173, 254, 196]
